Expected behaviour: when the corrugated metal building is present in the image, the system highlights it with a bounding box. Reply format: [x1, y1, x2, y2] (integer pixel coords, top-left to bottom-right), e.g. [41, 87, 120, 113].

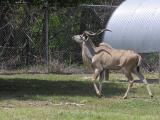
[103, 0, 160, 53]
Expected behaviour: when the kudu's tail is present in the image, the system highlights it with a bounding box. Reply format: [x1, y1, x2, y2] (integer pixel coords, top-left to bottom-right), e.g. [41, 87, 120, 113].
[136, 54, 142, 72]
[137, 55, 142, 66]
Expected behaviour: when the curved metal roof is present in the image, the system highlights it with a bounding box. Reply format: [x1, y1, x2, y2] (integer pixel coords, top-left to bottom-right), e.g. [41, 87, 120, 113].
[103, 0, 160, 53]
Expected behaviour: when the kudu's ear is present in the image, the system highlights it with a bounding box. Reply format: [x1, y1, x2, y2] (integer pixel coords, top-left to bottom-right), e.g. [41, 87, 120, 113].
[83, 33, 89, 41]
[84, 35, 89, 41]
[80, 32, 89, 41]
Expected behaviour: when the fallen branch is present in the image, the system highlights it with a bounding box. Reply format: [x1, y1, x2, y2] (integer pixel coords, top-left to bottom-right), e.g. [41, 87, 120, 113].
[53, 102, 85, 107]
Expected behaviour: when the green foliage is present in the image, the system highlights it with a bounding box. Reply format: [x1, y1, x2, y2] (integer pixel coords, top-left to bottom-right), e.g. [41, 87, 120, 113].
[49, 16, 60, 29]
[0, 0, 121, 6]
[32, 19, 43, 33]
[0, 0, 123, 66]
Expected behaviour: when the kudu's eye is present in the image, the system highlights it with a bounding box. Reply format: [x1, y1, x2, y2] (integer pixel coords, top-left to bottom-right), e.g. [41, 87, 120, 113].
[80, 35, 83, 39]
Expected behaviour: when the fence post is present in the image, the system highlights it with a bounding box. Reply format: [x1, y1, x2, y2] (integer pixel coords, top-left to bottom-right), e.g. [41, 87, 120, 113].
[43, 2, 49, 66]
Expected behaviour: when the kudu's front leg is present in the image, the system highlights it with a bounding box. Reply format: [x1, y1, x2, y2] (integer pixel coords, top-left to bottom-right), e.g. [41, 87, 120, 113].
[98, 70, 108, 96]
[92, 69, 103, 97]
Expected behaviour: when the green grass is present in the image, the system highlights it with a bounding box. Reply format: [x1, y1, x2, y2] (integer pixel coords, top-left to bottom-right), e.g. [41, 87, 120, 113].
[0, 73, 160, 120]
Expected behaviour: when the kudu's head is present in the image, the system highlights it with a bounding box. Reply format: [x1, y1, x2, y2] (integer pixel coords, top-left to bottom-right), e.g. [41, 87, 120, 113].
[72, 29, 111, 44]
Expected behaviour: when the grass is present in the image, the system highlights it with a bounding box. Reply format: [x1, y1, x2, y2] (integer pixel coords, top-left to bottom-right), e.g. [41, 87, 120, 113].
[0, 73, 160, 120]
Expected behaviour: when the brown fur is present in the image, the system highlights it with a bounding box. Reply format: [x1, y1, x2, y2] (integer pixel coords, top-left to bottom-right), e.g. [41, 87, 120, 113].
[91, 42, 152, 99]
[81, 40, 112, 71]
[92, 49, 141, 70]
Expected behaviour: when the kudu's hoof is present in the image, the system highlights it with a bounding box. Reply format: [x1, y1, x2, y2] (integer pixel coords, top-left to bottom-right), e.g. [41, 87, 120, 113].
[97, 94, 104, 98]
[150, 95, 153, 99]
[123, 96, 127, 99]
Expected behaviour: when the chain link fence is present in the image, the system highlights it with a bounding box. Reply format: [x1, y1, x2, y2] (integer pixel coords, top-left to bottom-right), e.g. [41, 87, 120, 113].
[0, 3, 159, 74]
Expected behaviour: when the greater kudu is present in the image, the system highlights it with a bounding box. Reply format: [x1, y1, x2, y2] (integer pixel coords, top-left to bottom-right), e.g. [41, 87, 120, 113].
[72, 29, 153, 99]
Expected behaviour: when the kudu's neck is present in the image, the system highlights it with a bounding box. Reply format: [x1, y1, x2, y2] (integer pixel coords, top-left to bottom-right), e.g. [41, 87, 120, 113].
[82, 39, 96, 60]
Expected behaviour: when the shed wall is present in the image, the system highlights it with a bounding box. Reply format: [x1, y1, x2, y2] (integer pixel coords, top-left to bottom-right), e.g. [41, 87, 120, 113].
[103, 0, 160, 53]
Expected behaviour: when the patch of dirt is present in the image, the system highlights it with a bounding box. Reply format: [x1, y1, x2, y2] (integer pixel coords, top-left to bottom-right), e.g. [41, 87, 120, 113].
[19, 100, 53, 107]
[0, 100, 86, 108]
[0, 104, 15, 109]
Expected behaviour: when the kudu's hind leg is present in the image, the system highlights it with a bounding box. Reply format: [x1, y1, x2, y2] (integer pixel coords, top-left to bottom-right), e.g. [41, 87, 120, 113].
[92, 69, 102, 97]
[133, 68, 153, 98]
[123, 72, 134, 99]
[104, 69, 109, 81]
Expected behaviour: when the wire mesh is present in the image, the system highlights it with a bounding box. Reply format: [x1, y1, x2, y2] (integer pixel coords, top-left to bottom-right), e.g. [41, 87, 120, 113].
[0, 3, 159, 74]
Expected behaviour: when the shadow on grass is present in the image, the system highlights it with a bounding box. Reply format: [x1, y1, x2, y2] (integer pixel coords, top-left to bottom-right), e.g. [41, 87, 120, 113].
[119, 79, 160, 84]
[0, 78, 126, 100]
